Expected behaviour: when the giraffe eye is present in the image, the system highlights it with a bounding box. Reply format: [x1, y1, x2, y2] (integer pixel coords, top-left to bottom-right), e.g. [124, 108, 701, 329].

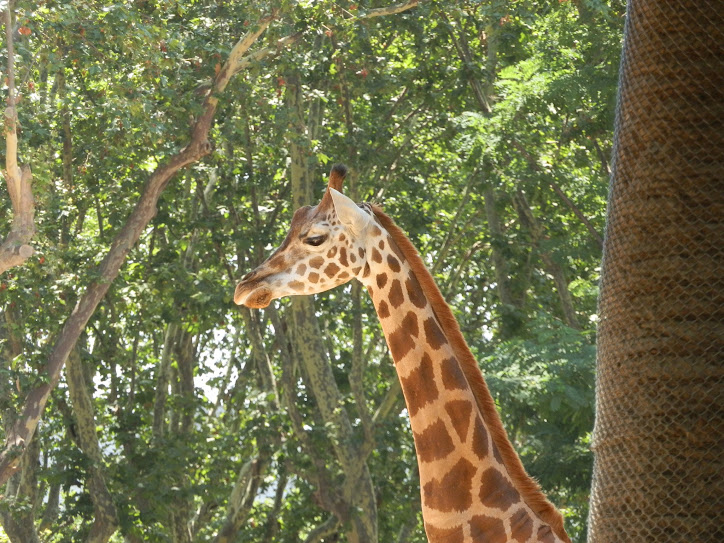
[304, 235, 327, 247]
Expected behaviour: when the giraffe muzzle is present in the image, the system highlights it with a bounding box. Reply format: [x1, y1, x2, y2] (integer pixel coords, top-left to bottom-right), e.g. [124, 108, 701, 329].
[234, 269, 274, 308]
[234, 282, 273, 308]
[244, 286, 273, 308]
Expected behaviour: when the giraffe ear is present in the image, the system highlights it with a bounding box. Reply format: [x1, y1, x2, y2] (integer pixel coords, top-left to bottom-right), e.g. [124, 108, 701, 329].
[330, 188, 371, 235]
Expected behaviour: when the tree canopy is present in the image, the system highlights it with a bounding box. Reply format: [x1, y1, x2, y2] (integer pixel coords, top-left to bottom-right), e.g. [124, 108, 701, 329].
[0, 1, 624, 542]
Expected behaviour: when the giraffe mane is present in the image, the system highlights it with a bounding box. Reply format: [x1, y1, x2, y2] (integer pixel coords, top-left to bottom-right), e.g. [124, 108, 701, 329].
[371, 205, 570, 543]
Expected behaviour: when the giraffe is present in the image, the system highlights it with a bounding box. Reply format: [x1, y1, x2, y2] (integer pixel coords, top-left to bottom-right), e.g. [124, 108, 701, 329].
[234, 165, 571, 543]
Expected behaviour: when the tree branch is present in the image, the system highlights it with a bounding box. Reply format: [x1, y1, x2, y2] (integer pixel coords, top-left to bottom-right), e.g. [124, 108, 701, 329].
[430, 170, 477, 275]
[372, 373, 403, 424]
[266, 306, 345, 512]
[66, 348, 119, 543]
[227, 32, 304, 83]
[362, 0, 419, 19]
[303, 515, 340, 543]
[214, 455, 270, 543]
[510, 139, 604, 249]
[0, 2, 35, 275]
[513, 190, 581, 330]
[438, 10, 491, 114]
[212, 12, 278, 95]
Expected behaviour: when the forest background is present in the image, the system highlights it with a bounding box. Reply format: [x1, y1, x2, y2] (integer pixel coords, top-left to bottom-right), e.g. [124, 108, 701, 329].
[0, 1, 624, 542]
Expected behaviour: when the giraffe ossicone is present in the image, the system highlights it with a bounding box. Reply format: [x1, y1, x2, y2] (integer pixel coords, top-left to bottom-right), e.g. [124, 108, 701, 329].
[235, 165, 571, 543]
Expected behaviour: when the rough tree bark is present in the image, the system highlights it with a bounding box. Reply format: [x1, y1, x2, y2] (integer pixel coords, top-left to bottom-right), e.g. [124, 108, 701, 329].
[589, 1, 723, 540]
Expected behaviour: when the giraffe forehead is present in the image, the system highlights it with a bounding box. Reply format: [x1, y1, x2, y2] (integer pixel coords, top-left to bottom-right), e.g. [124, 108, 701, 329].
[272, 208, 341, 258]
[289, 205, 316, 231]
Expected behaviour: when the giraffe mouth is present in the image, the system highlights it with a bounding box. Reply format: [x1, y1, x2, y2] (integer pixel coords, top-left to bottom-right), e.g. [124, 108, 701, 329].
[234, 283, 273, 308]
[246, 287, 272, 308]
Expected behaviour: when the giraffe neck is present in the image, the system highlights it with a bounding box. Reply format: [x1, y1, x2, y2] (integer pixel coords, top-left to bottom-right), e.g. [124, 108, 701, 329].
[360, 209, 569, 543]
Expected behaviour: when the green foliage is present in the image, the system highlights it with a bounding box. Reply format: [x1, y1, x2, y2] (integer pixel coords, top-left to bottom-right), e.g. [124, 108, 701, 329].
[1, 0, 623, 541]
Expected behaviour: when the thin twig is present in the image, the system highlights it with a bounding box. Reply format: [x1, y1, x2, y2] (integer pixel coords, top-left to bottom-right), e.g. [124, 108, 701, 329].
[362, 0, 419, 19]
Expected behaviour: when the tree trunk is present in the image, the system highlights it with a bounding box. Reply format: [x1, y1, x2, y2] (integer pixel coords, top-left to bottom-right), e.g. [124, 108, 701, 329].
[514, 191, 581, 330]
[0, 432, 40, 543]
[66, 348, 119, 543]
[214, 456, 270, 543]
[589, 1, 724, 541]
[0, 307, 40, 543]
[483, 186, 521, 338]
[0, 3, 35, 275]
[283, 77, 378, 542]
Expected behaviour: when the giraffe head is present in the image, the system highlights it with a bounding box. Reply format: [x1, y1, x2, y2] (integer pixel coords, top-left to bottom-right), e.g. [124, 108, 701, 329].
[234, 164, 374, 308]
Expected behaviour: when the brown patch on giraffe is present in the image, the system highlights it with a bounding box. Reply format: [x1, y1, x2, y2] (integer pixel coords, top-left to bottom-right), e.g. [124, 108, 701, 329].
[400, 352, 437, 416]
[388, 279, 404, 308]
[472, 416, 489, 459]
[309, 256, 325, 269]
[444, 400, 473, 442]
[480, 468, 520, 511]
[352, 266, 361, 276]
[388, 311, 419, 362]
[339, 247, 348, 266]
[386, 235, 406, 262]
[339, 233, 346, 241]
[377, 299, 390, 319]
[358, 247, 365, 259]
[492, 441, 504, 464]
[406, 272, 428, 309]
[387, 254, 401, 272]
[267, 254, 286, 270]
[378, 239, 385, 250]
[537, 526, 556, 543]
[289, 280, 305, 292]
[510, 509, 534, 542]
[441, 356, 468, 391]
[469, 515, 507, 543]
[371, 225, 382, 237]
[425, 523, 464, 543]
[423, 317, 447, 350]
[338, 272, 349, 281]
[362, 263, 371, 278]
[327, 246, 338, 258]
[414, 419, 454, 463]
[296, 264, 307, 275]
[371, 247, 383, 263]
[423, 457, 477, 512]
[309, 272, 320, 284]
[376, 273, 388, 289]
[350, 253, 357, 264]
[325, 262, 340, 277]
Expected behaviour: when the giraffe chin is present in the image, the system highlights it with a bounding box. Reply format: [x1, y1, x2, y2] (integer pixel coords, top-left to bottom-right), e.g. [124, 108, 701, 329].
[240, 286, 273, 309]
